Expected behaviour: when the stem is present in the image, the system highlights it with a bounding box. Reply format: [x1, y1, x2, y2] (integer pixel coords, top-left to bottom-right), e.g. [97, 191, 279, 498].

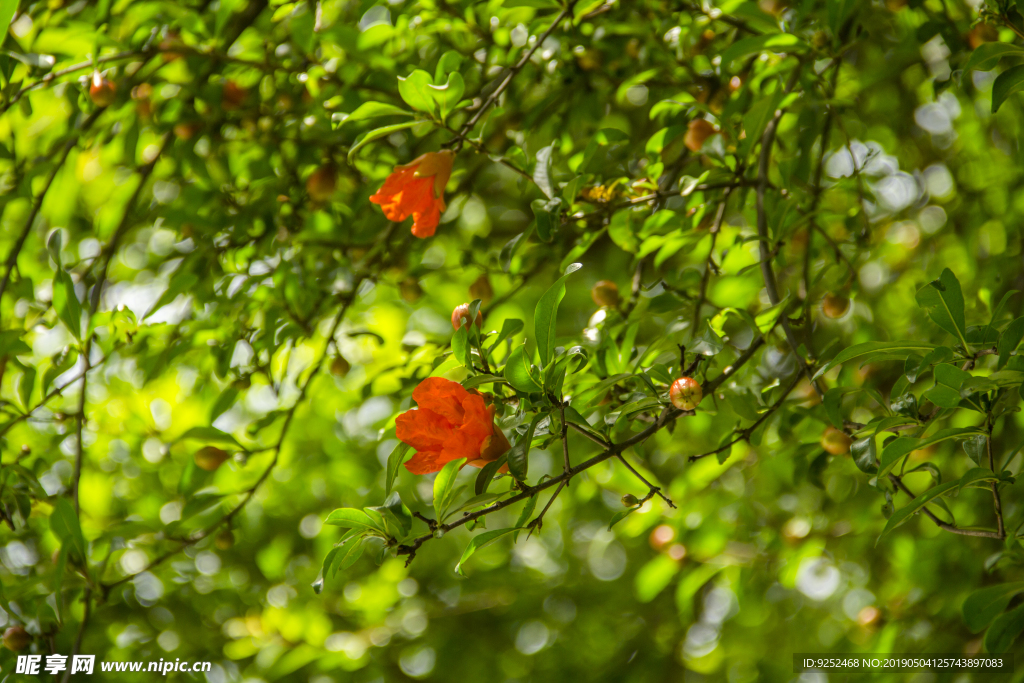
[987, 419, 1006, 539]
[448, 1, 577, 150]
[754, 66, 823, 398]
[0, 109, 103, 305]
[889, 474, 1002, 539]
[615, 453, 676, 508]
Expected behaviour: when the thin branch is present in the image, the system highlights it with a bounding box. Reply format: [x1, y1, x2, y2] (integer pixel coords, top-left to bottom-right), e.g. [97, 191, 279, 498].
[987, 419, 1006, 539]
[101, 224, 397, 592]
[399, 404, 683, 559]
[527, 480, 566, 535]
[689, 372, 802, 462]
[448, 1, 577, 150]
[0, 109, 104, 304]
[888, 474, 1002, 539]
[693, 188, 733, 331]
[754, 66, 824, 398]
[615, 453, 676, 508]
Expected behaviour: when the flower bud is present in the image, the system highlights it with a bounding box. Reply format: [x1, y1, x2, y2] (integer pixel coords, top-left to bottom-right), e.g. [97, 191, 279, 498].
[469, 274, 494, 306]
[822, 293, 850, 319]
[195, 446, 230, 472]
[331, 355, 350, 377]
[621, 493, 639, 507]
[89, 72, 117, 107]
[451, 303, 482, 331]
[591, 280, 620, 308]
[306, 165, 337, 202]
[222, 80, 247, 110]
[669, 377, 703, 411]
[215, 530, 235, 550]
[3, 626, 31, 652]
[821, 427, 852, 455]
[400, 278, 423, 303]
[684, 119, 717, 152]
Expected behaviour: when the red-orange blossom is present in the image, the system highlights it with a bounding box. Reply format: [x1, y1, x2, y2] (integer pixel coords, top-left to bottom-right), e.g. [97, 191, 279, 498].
[369, 150, 454, 238]
[396, 377, 510, 474]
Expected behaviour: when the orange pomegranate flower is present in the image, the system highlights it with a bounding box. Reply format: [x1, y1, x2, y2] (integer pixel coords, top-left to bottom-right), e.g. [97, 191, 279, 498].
[396, 377, 511, 474]
[369, 150, 455, 238]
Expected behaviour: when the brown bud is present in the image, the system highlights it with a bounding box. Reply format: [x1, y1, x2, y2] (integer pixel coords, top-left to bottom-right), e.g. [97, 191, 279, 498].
[591, 280, 620, 308]
[214, 530, 235, 550]
[3, 626, 31, 652]
[821, 427, 852, 455]
[822, 293, 850, 319]
[330, 356, 351, 378]
[451, 303, 483, 331]
[194, 446, 230, 472]
[222, 81, 247, 110]
[306, 165, 337, 203]
[684, 119, 718, 152]
[621, 493, 639, 507]
[89, 72, 117, 107]
[469, 274, 494, 306]
[400, 278, 423, 303]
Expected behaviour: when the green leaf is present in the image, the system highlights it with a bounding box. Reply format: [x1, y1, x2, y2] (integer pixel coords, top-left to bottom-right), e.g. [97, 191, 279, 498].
[878, 480, 958, 541]
[823, 387, 858, 429]
[958, 467, 999, 493]
[964, 42, 1024, 72]
[428, 71, 464, 119]
[992, 64, 1024, 113]
[691, 321, 725, 356]
[347, 120, 421, 163]
[535, 263, 582, 368]
[813, 341, 939, 380]
[52, 269, 82, 340]
[0, 1, 18, 46]
[385, 443, 411, 497]
[608, 507, 636, 530]
[963, 582, 1024, 633]
[0, 330, 31, 357]
[531, 197, 562, 243]
[915, 269, 969, 350]
[452, 325, 471, 367]
[850, 436, 878, 474]
[533, 144, 554, 199]
[454, 527, 520, 576]
[998, 316, 1024, 369]
[984, 604, 1024, 652]
[397, 69, 436, 113]
[324, 508, 382, 533]
[433, 457, 466, 521]
[507, 414, 543, 482]
[445, 491, 505, 520]
[434, 50, 464, 84]
[462, 374, 508, 389]
[491, 318, 524, 348]
[719, 33, 809, 66]
[178, 426, 241, 449]
[504, 343, 543, 392]
[50, 498, 87, 566]
[924, 363, 974, 409]
[878, 428, 986, 477]
[475, 453, 508, 495]
[341, 102, 413, 125]
[964, 434, 987, 466]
